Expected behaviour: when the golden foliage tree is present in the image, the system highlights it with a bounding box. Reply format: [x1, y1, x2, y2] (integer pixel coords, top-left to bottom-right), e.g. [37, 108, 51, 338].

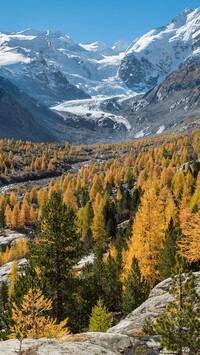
[91, 193, 107, 242]
[179, 210, 200, 262]
[190, 172, 200, 211]
[8, 260, 18, 298]
[124, 186, 165, 286]
[63, 183, 77, 212]
[77, 201, 93, 241]
[9, 288, 69, 340]
[5, 204, 12, 227]
[89, 174, 102, 201]
[11, 203, 22, 230]
[158, 187, 177, 227]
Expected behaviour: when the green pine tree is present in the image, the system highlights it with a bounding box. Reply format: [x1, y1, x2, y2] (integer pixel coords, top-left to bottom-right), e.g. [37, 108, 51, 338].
[122, 257, 150, 316]
[158, 219, 180, 280]
[0, 282, 12, 340]
[103, 201, 117, 239]
[77, 263, 98, 332]
[101, 254, 122, 313]
[154, 257, 200, 355]
[29, 192, 81, 326]
[88, 299, 112, 332]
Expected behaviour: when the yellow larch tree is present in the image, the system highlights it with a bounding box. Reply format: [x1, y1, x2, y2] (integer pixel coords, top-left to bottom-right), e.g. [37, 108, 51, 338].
[179, 210, 200, 263]
[172, 171, 185, 200]
[77, 201, 93, 241]
[89, 174, 102, 201]
[9, 288, 69, 340]
[8, 260, 18, 298]
[9, 191, 17, 208]
[91, 192, 107, 242]
[180, 170, 195, 208]
[158, 186, 177, 227]
[160, 165, 174, 186]
[190, 172, 200, 211]
[124, 186, 165, 286]
[20, 199, 32, 227]
[5, 204, 12, 227]
[63, 183, 77, 212]
[11, 203, 22, 230]
[37, 188, 48, 208]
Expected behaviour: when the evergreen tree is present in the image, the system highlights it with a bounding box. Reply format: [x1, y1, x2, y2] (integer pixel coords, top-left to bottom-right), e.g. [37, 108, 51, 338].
[0, 282, 11, 340]
[77, 201, 93, 243]
[154, 257, 200, 354]
[101, 254, 122, 313]
[103, 200, 117, 239]
[11, 262, 43, 308]
[76, 263, 96, 332]
[88, 299, 112, 332]
[158, 219, 180, 280]
[92, 243, 105, 298]
[122, 257, 150, 316]
[29, 192, 81, 325]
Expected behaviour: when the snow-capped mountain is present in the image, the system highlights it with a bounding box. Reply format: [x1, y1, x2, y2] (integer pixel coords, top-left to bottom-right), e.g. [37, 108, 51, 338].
[0, 29, 130, 104]
[1, 7, 200, 144]
[119, 7, 200, 91]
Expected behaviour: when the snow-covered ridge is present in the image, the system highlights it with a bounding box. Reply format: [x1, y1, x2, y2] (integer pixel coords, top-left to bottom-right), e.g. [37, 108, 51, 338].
[0, 28, 130, 101]
[119, 7, 200, 91]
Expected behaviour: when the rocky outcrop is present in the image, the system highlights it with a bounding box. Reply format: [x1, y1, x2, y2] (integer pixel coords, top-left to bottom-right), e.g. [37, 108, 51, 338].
[0, 273, 199, 354]
[0, 76, 90, 143]
[108, 272, 200, 335]
[103, 60, 200, 139]
[0, 333, 164, 354]
[0, 333, 133, 355]
[0, 258, 27, 283]
[0, 230, 27, 251]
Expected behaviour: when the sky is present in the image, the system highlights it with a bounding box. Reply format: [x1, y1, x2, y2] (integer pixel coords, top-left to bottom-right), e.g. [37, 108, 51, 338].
[0, 0, 200, 45]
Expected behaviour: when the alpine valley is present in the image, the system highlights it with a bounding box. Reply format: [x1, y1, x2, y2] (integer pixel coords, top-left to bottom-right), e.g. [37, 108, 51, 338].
[1, 7, 200, 143]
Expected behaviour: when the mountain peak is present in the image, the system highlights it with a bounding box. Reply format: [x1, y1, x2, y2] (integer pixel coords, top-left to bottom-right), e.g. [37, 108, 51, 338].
[112, 40, 129, 53]
[16, 28, 43, 36]
[169, 7, 193, 28]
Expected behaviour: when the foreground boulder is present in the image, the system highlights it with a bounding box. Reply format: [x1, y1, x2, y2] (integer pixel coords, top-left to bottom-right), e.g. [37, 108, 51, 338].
[0, 273, 199, 354]
[108, 272, 200, 335]
[0, 333, 133, 355]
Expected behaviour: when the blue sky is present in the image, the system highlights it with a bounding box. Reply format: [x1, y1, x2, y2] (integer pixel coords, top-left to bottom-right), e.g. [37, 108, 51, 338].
[0, 0, 200, 44]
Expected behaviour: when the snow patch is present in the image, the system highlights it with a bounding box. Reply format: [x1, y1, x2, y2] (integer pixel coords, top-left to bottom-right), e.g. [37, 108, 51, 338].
[156, 125, 165, 134]
[135, 130, 145, 138]
[52, 97, 132, 130]
[0, 51, 31, 65]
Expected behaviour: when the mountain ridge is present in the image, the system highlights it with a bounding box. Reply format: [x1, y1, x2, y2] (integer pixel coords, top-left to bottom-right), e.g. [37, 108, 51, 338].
[0, 7, 200, 143]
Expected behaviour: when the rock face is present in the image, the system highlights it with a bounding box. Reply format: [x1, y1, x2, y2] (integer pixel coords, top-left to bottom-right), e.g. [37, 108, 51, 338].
[0, 333, 163, 354]
[0, 230, 27, 251]
[0, 273, 199, 354]
[0, 258, 27, 283]
[98, 60, 200, 139]
[108, 272, 200, 335]
[0, 333, 132, 355]
[0, 76, 96, 143]
[119, 8, 200, 91]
